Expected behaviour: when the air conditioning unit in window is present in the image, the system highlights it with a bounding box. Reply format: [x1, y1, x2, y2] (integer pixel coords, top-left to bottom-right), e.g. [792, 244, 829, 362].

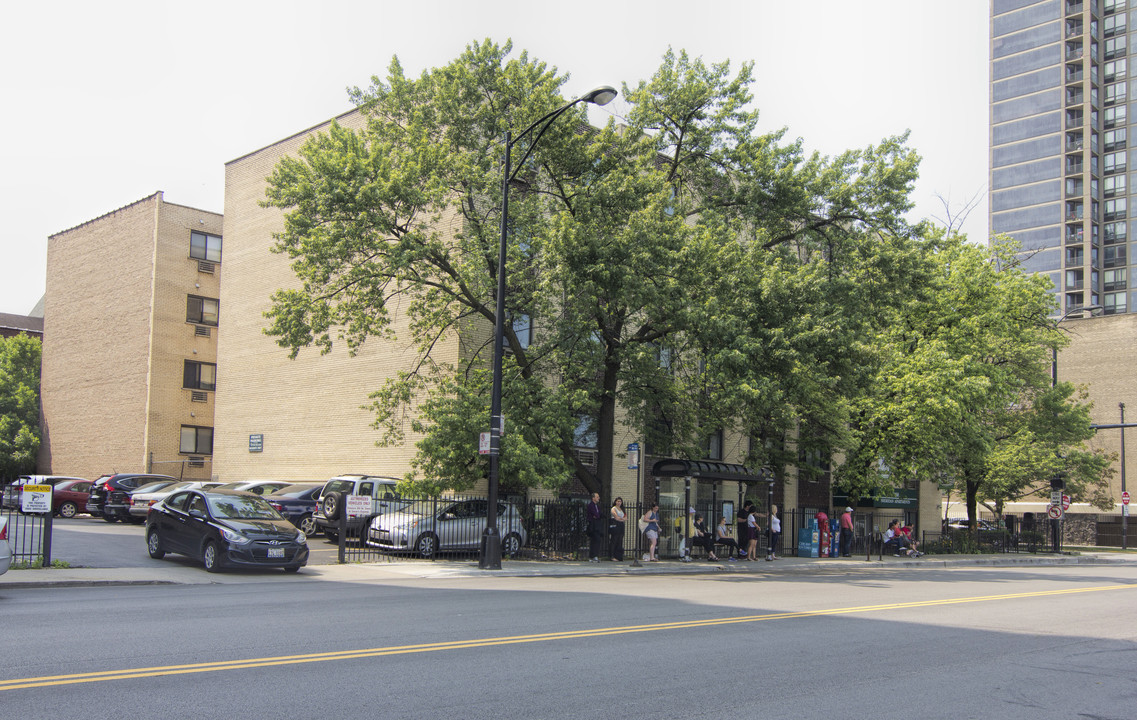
[187, 457, 205, 468]
[197, 261, 215, 274]
[573, 449, 598, 467]
[191, 391, 208, 403]
[194, 326, 211, 338]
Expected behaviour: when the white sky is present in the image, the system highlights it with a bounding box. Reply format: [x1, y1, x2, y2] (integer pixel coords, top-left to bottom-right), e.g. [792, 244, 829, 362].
[0, 0, 989, 315]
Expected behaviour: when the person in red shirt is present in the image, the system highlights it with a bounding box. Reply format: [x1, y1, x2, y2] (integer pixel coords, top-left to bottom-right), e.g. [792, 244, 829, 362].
[839, 507, 855, 557]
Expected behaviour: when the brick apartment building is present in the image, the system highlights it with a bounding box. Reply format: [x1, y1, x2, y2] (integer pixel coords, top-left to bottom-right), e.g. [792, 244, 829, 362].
[39, 192, 223, 481]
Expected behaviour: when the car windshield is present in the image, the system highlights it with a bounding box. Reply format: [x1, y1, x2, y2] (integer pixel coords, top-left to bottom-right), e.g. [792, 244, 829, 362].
[207, 495, 280, 520]
[212, 482, 245, 490]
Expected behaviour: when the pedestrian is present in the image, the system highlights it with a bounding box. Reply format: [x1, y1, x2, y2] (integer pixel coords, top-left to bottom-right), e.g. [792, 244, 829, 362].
[609, 497, 626, 561]
[587, 492, 603, 562]
[641, 503, 661, 561]
[736, 501, 753, 559]
[716, 516, 739, 561]
[746, 505, 762, 561]
[766, 504, 781, 561]
[692, 513, 718, 561]
[839, 506, 855, 557]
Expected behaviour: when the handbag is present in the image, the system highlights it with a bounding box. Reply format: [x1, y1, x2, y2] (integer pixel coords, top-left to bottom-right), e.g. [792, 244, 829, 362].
[637, 518, 649, 532]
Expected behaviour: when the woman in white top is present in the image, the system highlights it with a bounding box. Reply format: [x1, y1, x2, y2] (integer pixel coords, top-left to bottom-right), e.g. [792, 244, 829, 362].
[608, 497, 626, 561]
[766, 504, 781, 561]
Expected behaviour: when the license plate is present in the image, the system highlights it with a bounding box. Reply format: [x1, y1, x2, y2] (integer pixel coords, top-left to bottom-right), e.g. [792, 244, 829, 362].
[268, 547, 284, 558]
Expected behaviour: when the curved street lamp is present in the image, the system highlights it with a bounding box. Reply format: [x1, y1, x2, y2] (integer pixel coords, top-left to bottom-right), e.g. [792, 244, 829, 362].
[480, 86, 617, 570]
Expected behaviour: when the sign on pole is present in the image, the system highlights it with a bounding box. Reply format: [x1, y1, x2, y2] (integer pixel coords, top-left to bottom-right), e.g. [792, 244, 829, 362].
[345, 494, 371, 519]
[21, 484, 52, 513]
[1050, 490, 1063, 507]
[1061, 494, 1071, 511]
[1122, 491, 1130, 506]
[479, 432, 491, 455]
[1047, 504, 1063, 520]
[627, 442, 640, 470]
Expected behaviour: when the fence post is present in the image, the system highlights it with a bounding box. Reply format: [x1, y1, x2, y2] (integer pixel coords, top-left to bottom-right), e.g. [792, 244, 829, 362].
[42, 510, 52, 566]
[337, 504, 346, 564]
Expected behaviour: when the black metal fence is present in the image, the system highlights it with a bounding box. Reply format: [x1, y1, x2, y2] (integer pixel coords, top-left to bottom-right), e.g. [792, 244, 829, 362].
[0, 508, 53, 567]
[321, 497, 926, 564]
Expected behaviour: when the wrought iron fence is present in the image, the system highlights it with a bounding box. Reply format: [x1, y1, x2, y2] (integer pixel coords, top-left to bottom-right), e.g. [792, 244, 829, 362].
[0, 476, 53, 566]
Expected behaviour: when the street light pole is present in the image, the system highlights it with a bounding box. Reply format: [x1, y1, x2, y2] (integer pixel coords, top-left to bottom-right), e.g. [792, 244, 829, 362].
[480, 86, 617, 570]
[1121, 402, 1127, 550]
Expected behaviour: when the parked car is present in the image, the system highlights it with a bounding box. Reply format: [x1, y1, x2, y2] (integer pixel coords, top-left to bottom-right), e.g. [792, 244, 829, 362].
[3, 476, 87, 511]
[128, 481, 224, 521]
[366, 498, 527, 558]
[213, 480, 294, 496]
[313, 475, 407, 542]
[264, 483, 325, 536]
[145, 488, 308, 573]
[88, 474, 176, 522]
[0, 516, 10, 575]
[51, 479, 93, 518]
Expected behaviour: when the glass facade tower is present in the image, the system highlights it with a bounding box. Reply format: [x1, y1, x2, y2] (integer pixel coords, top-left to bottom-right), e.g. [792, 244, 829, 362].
[991, 0, 1132, 314]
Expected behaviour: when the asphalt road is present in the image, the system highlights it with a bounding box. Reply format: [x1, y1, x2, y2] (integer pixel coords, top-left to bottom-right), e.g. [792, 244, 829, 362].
[2, 562, 1134, 719]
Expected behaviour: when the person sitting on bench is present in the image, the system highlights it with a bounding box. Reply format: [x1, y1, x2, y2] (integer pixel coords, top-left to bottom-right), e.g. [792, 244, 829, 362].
[715, 516, 740, 561]
[688, 513, 718, 561]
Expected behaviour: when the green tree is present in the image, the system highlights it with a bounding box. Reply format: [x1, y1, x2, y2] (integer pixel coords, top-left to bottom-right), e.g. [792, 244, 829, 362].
[838, 232, 1114, 524]
[0, 333, 42, 477]
[262, 40, 920, 497]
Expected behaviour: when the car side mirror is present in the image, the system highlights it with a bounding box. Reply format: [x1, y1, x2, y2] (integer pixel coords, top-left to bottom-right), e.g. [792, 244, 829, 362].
[189, 508, 206, 519]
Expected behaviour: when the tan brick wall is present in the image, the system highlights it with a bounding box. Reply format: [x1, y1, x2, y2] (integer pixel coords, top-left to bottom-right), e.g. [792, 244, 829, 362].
[146, 201, 223, 480]
[39, 193, 221, 481]
[215, 110, 454, 482]
[1057, 312, 1137, 507]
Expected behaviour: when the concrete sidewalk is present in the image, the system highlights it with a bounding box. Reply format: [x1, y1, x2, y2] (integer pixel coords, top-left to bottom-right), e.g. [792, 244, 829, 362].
[1, 550, 1132, 589]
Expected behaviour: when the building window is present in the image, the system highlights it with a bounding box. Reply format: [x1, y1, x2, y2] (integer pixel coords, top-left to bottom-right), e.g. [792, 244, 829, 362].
[1104, 244, 1127, 267]
[1105, 106, 1127, 129]
[506, 314, 532, 350]
[1104, 175, 1126, 197]
[1104, 291, 1127, 314]
[183, 360, 217, 391]
[1104, 128, 1127, 151]
[190, 232, 222, 263]
[1104, 268, 1127, 292]
[1105, 198, 1127, 221]
[179, 425, 213, 455]
[1103, 221, 1128, 242]
[704, 429, 724, 461]
[1104, 13, 1127, 36]
[187, 295, 219, 326]
[1104, 151, 1126, 173]
[1066, 268, 1085, 289]
[1067, 247, 1084, 266]
[573, 416, 598, 449]
[1105, 59, 1127, 82]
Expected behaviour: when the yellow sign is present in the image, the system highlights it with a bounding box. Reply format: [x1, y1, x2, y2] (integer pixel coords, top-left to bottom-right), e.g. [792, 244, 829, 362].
[21, 484, 52, 513]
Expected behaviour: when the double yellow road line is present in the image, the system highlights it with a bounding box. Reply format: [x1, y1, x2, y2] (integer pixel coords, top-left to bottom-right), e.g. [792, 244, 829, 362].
[4, 583, 1132, 691]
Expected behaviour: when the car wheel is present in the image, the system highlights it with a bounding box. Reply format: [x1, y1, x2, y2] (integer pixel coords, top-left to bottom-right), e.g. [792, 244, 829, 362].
[321, 492, 343, 521]
[59, 502, 78, 519]
[202, 541, 221, 572]
[147, 529, 165, 559]
[415, 533, 438, 559]
[102, 512, 118, 523]
[503, 532, 523, 558]
[299, 514, 319, 537]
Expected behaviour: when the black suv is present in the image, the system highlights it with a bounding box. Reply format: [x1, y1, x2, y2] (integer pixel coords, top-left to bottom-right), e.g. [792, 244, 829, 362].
[88, 474, 176, 522]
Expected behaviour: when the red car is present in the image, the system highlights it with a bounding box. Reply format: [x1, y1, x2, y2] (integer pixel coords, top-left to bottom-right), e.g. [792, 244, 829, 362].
[52, 479, 94, 518]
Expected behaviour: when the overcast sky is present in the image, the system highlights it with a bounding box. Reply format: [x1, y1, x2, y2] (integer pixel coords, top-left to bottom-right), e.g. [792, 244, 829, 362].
[0, 0, 988, 316]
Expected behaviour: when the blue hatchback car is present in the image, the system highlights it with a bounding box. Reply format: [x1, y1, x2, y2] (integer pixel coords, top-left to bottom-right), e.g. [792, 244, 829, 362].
[265, 483, 325, 536]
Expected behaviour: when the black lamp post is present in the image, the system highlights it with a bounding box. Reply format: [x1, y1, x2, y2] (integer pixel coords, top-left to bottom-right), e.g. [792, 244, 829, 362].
[479, 85, 617, 570]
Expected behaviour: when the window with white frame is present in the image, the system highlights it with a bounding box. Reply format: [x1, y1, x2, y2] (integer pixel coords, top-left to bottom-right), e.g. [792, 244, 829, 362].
[189, 231, 222, 263]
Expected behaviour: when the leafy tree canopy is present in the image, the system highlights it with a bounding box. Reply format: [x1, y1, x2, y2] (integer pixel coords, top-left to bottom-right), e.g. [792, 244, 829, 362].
[262, 40, 921, 497]
[0, 333, 41, 477]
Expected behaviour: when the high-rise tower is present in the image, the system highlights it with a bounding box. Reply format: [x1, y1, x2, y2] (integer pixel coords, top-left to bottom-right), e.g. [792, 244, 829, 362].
[991, 0, 1130, 315]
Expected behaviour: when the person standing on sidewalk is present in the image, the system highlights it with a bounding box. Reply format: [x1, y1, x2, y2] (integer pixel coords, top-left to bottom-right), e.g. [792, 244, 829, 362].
[587, 493, 603, 563]
[736, 501, 753, 560]
[642, 504, 661, 561]
[839, 506, 855, 557]
[609, 497, 626, 561]
[766, 505, 781, 561]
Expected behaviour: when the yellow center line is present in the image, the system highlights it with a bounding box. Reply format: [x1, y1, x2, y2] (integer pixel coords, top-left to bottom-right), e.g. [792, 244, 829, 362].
[4, 583, 1132, 691]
